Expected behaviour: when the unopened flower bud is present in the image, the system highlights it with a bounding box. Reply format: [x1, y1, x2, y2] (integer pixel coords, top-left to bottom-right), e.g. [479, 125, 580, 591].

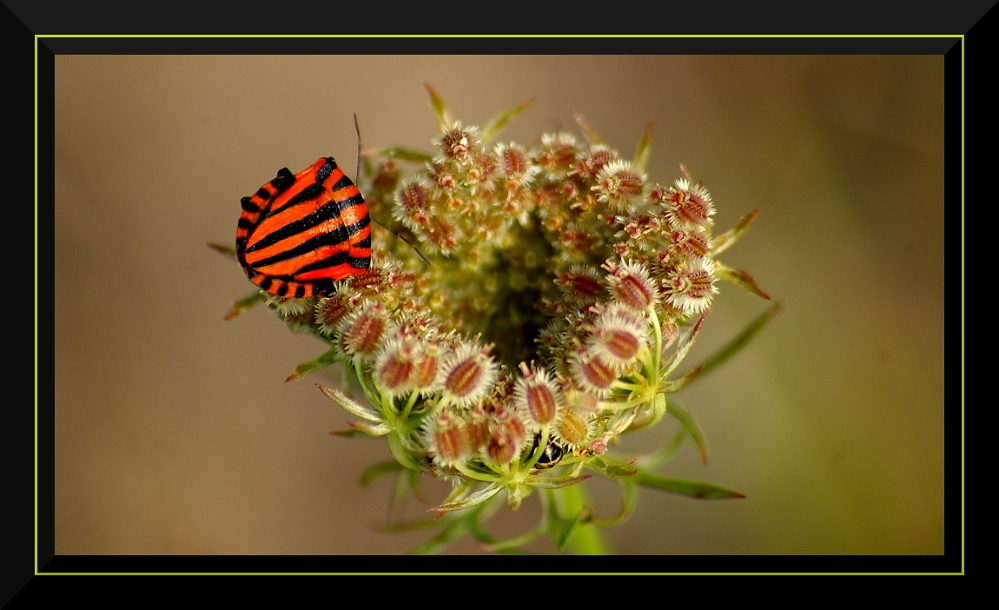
[373, 337, 417, 396]
[441, 343, 498, 407]
[570, 351, 618, 396]
[426, 409, 471, 468]
[554, 406, 593, 450]
[592, 159, 646, 211]
[487, 407, 528, 465]
[662, 260, 718, 315]
[605, 260, 658, 311]
[338, 302, 388, 360]
[589, 306, 647, 370]
[658, 178, 715, 229]
[513, 365, 563, 429]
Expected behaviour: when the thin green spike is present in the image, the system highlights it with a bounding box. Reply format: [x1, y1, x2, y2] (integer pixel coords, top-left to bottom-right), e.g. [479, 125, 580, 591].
[481, 98, 534, 143]
[632, 121, 654, 172]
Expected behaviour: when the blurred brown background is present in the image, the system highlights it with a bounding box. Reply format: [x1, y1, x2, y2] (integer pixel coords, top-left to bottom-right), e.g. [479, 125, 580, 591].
[54, 55, 944, 555]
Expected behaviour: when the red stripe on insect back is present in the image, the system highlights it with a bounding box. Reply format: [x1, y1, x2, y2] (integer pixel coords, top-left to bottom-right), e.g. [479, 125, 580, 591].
[297, 262, 362, 281]
[235, 157, 371, 299]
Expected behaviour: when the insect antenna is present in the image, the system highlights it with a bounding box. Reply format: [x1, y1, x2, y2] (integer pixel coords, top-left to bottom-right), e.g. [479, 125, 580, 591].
[354, 112, 363, 187]
[353, 113, 432, 267]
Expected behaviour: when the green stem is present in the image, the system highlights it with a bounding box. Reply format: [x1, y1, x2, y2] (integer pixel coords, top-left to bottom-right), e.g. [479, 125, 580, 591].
[352, 360, 389, 421]
[399, 390, 421, 420]
[554, 484, 612, 555]
[387, 431, 421, 471]
[650, 306, 663, 373]
[453, 462, 501, 483]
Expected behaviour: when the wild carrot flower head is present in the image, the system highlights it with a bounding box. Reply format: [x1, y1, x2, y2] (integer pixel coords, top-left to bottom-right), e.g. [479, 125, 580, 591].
[221, 85, 774, 553]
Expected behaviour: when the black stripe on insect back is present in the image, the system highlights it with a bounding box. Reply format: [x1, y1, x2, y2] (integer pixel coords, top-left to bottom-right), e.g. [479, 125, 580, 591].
[245, 195, 362, 254]
[343, 210, 371, 235]
[251, 230, 352, 269]
[330, 174, 353, 192]
[271, 159, 337, 212]
[278, 164, 352, 211]
[316, 158, 336, 183]
[284, 182, 325, 207]
[240, 197, 259, 213]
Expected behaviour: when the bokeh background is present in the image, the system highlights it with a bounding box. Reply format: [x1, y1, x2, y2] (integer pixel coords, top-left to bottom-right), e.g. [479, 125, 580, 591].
[54, 54, 945, 555]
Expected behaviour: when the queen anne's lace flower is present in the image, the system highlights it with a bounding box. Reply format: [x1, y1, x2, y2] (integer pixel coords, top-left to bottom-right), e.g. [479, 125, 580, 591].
[222, 85, 773, 554]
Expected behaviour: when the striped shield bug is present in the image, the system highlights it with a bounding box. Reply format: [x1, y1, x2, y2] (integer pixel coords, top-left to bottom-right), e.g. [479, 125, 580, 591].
[235, 156, 372, 299]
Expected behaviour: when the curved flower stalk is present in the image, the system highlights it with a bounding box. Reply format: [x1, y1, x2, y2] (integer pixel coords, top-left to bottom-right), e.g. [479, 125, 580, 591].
[213, 84, 779, 554]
